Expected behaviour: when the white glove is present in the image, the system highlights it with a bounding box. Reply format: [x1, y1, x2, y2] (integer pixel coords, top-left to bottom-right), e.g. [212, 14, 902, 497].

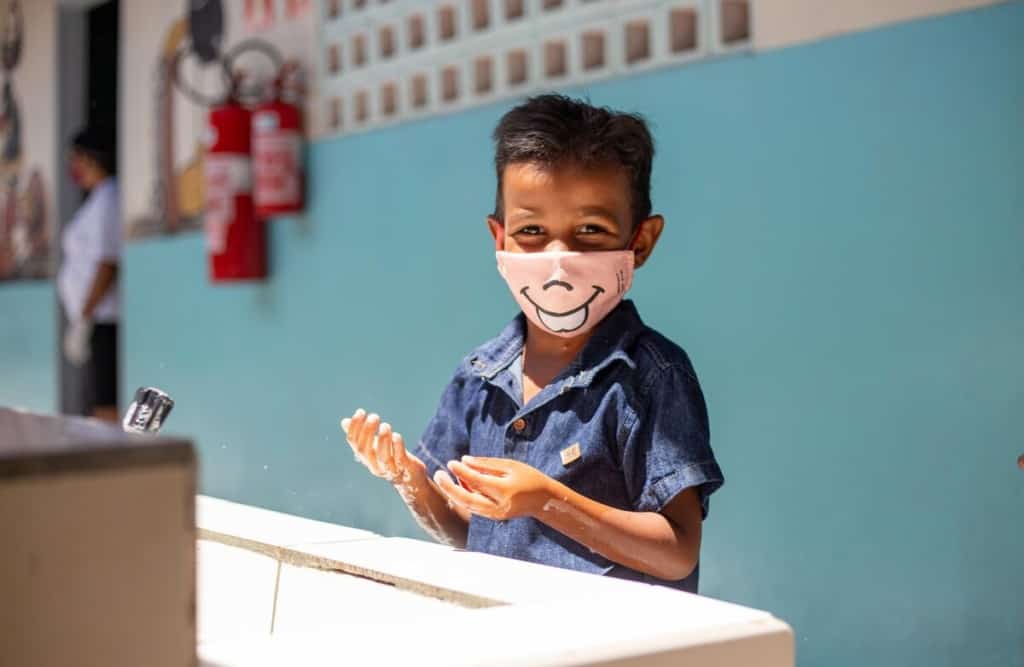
[64, 318, 93, 367]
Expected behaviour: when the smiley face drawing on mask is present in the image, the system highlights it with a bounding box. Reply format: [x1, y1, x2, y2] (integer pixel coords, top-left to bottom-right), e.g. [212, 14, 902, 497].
[521, 280, 604, 334]
[497, 250, 635, 338]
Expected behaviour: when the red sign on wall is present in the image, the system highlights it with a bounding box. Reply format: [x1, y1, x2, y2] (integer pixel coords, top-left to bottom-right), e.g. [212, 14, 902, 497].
[286, 0, 312, 20]
[246, 0, 310, 28]
[245, 0, 275, 30]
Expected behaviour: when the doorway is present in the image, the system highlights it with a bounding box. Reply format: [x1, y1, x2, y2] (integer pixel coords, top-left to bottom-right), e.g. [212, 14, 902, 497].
[57, 0, 119, 416]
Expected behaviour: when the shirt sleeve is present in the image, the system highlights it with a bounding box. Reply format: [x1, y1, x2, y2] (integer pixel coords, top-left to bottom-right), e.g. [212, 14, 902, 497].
[95, 185, 122, 262]
[621, 363, 724, 518]
[416, 362, 474, 481]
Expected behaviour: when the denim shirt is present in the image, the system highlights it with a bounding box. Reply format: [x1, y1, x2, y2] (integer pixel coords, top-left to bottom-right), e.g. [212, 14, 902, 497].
[416, 300, 723, 593]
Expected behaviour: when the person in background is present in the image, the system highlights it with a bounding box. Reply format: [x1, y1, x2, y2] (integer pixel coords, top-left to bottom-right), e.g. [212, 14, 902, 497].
[58, 126, 121, 423]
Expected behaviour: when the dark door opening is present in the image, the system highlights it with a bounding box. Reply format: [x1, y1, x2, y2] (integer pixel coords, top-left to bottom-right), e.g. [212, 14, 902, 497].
[87, 0, 118, 147]
[58, 0, 118, 416]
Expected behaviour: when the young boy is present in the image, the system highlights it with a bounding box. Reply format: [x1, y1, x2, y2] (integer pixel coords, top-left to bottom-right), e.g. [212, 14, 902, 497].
[342, 95, 723, 593]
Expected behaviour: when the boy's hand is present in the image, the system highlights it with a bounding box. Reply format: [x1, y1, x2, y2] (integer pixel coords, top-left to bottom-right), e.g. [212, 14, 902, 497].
[435, 456, 554, 521]
[341, 409, 424, 486]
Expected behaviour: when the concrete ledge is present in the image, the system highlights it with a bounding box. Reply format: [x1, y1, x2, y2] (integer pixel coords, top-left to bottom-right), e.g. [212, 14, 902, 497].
[196, 495, 794, 666]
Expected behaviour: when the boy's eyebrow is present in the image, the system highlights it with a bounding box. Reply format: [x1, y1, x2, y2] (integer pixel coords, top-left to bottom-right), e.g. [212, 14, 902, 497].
[507, 207, 540, 220]
[576, 206, 623, 225]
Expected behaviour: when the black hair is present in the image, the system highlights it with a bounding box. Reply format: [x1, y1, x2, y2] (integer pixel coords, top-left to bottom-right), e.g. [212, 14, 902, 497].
[71, 124, 116, 176]
[492, 94, 655, 227]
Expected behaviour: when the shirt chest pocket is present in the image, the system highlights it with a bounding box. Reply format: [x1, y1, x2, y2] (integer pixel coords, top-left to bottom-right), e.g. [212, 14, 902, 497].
[526, 415, 628, 504]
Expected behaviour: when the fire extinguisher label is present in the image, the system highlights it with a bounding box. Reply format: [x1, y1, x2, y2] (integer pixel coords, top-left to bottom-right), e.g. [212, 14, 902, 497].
[254, 112, 280, 132]
[206, 219, 228, 254]
[205, 154, 252, 252]
[253, 133, 302, 207]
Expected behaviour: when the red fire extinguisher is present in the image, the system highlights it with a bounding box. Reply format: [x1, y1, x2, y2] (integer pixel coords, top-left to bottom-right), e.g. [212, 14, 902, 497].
[205, 89, 267, 282]
[252, 62, 304, 218]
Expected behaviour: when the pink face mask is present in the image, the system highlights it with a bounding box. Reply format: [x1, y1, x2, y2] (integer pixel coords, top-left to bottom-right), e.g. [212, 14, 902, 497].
[496, 250, 634, 337]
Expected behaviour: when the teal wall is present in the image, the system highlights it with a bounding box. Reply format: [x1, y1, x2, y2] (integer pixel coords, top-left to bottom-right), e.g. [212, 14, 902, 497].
[121, 4, 1023, 667]
[0, 283, 56, 413]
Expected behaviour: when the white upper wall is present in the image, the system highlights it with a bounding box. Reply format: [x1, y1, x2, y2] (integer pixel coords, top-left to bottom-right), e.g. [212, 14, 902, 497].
[754, 0, 1010, 50]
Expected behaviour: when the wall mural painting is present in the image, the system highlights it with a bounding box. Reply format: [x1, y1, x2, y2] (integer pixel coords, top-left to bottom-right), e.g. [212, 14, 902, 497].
[0, 0, 47, 281]
[127, 0, 316, 241]
[129, 0, 227, 239]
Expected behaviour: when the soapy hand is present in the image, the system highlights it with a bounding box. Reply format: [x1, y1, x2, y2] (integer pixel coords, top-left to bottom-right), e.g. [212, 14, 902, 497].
[341, 409, 424, 485]
[436, 457, 553, 521]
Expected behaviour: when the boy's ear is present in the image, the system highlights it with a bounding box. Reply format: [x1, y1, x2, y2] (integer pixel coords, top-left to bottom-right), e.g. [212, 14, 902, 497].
[487, 216, 506, 251]
[632, 215, 664, 269]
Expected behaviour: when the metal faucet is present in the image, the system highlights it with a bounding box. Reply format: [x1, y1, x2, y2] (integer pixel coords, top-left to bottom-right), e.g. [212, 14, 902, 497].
[121, 387, 175, 434]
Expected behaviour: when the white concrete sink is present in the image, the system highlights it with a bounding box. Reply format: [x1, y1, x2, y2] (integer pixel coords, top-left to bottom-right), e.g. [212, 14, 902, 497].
[196, 496, 794, 666]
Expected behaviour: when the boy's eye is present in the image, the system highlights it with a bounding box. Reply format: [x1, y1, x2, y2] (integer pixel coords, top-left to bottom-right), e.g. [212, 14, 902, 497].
[514, 225, 544, 236]
[578, 224, 608, 235]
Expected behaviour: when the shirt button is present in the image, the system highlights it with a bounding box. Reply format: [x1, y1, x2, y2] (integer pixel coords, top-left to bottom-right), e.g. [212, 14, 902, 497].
[512, 418, 527, 433]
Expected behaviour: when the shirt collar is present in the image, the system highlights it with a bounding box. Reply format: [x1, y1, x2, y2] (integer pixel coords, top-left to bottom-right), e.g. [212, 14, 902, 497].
[85, 177, 116, 199]
[471, 300, 646, 388]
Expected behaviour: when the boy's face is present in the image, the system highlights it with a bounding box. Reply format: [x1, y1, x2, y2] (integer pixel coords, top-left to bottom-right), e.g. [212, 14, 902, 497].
[488, 162, 663, 267]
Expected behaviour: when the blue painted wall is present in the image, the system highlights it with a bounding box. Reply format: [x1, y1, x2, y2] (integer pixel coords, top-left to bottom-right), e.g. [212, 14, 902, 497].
[121, 4, 1022, 667]
[0, 283, 56, 413]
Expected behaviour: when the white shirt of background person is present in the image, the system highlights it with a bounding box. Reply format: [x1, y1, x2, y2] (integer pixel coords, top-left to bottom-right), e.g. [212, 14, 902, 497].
[57, 177, 121, 361]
